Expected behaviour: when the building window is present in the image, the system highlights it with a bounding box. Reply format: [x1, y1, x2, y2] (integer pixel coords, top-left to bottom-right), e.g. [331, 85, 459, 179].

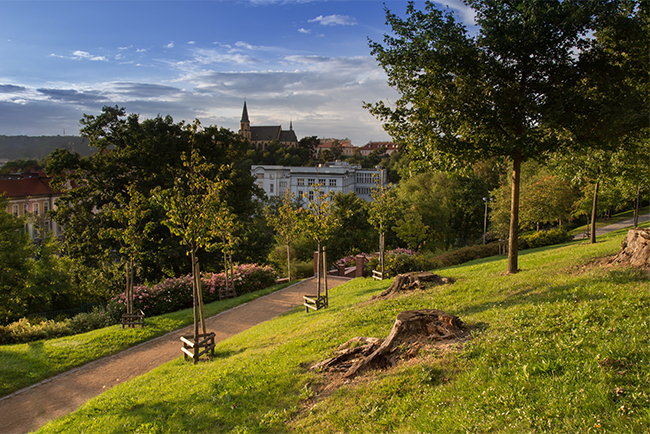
[12, 205, 18, 217]
[297, 178, 304, 186]
[279, 181, 287, 190]
[270, 183, 274, 194]
[309, 191, 314, 201]
[308, 178, 315, 186]
[269, 173, 275, 179]
[298, 190, 303, 198]
[23, 204, 28, 214]
[44, 203, 49, 214]
[33, 203, 39, 216]
[257, 182, 263, 188]
[257, 173, 265, 179]
[329, 179, 337, 187]
[319, 179, 325, 186]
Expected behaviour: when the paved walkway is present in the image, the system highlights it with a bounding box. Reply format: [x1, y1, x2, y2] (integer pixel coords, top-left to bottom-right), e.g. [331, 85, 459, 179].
[0, 276, 350, 434]
[573, 213, 650, 240]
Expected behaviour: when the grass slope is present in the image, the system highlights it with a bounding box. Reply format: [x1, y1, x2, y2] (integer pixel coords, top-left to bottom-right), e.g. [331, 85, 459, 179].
[38, 227, 650, 433]
[0, 283, 292, 397]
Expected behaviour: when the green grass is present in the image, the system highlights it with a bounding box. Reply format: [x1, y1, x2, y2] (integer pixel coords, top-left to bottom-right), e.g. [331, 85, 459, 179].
[568, 205, 650, 236]
[35, 223, 650, 433]
[0, 281, 293, 397]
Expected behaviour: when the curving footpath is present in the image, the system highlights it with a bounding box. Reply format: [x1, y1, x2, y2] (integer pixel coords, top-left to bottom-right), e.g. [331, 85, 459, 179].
[0, 276, 350, 434]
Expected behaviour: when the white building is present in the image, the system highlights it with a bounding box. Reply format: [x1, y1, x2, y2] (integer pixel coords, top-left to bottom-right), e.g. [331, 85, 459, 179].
[251, 161, 385, 204]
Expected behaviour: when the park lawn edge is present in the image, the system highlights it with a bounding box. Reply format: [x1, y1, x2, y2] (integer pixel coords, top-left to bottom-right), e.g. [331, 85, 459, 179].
[0, 281, 294, 397]
[36, 223, 650, 434]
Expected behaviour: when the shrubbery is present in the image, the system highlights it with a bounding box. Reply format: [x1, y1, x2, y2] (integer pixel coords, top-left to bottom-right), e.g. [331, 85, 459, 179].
[0, 306, 118, 345]
[114, 264, 277, 317]
[521, 227, 573, 249]
[364, 249, 437, 277]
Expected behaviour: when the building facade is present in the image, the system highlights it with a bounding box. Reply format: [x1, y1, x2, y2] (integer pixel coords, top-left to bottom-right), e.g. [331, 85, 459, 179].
[238, 101, 298, 150]
[251, 161, 385, 204]
[0, 171, 65, 241]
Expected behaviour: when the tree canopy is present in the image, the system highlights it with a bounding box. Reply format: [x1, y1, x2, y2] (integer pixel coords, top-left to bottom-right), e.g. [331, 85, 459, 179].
[366, 0, 646, 273]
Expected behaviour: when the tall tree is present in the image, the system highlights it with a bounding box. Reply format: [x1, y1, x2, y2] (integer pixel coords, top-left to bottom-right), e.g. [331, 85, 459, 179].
[366, 1, 612, 273]
[265, 189, 300, 281]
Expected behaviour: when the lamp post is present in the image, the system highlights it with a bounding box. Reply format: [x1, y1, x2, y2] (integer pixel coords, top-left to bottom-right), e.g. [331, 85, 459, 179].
[483, 197, 492, 245]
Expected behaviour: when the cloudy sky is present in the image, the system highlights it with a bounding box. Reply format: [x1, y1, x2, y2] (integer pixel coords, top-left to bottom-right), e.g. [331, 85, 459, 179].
[0, 0, 474, 146]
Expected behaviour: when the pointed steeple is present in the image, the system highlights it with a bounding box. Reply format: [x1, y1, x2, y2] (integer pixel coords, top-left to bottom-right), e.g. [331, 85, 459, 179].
[239, 100, 251, 141]
[241, 100, 249, 123]
[290, 119, 293, 131]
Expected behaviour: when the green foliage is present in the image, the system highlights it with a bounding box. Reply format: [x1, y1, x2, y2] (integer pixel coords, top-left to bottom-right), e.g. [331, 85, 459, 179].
[430, 243, 501, 268]
[0, 196, 35, 324]
[365, 249, 435, 277]
[521, 228, 574, 249]
[327, 191, 377, 263]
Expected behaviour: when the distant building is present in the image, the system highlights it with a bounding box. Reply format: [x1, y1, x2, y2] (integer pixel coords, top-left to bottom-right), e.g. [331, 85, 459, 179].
[315, 138, 358, 157]
[0, 171, 66, 240]
[238, 101, 298, 150]
[251, 161, 385, 204]
[358, 141, 399, 157]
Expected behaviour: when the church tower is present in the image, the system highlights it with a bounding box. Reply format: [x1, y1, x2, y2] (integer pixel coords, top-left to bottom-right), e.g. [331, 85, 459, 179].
[238, 101, 251, 140]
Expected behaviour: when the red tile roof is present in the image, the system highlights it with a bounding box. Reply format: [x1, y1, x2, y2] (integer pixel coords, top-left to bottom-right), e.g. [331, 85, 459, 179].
[0, 172, 59, 198]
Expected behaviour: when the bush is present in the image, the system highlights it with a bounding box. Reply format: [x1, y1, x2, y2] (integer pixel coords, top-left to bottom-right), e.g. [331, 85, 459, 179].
[365, 249, 437, 277]
[521, 227, 573, 249]
[115, 264, 277, 317]
[0, 307, 120, 345]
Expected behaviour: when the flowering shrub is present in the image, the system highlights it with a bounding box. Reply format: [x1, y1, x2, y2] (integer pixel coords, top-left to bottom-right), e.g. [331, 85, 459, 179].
[114, 264, 276, 317]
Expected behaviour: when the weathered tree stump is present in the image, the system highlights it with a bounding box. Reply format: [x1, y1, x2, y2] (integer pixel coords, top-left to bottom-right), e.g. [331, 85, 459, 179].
[609, 228, 650, 268]
[312, 309, 465, 379]
[372, 271, 454, 300]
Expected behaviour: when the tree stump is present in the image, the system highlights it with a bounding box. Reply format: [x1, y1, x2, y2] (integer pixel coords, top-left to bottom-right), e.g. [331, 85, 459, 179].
[372, 271, 453, 300]
[311, 309, 466, 379]
[609, 228, 650, 268]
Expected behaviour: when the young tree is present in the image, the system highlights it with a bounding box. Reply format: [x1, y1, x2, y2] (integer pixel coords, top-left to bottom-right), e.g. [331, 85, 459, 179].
[366, 1, 614, 273]
[297, 184, 342, 308]
[368, 182, 401, 276]
[153, 124, 228, 356]
[265, 189, 300, 281]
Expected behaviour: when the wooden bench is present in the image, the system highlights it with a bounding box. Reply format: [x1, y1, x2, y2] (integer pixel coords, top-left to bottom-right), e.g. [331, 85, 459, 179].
[121, 310, 145, 328]
[372, 270, 387, 281]
[180, 332, 216, 364]
[304, 294, 328, 312]
[219, 285, 236, 300]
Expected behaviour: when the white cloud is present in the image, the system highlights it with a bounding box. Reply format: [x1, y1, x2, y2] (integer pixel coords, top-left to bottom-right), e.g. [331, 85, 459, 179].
[136, 48, 148, 53]
[308, 14, 357, 26]
[165, 42, 175, 49]
[298, 28, 311, 34]
[50, 50, 108, 61]
[188, 41, 196, 45]
[435, 0, 476, 25]
[118, 45, 132, 51]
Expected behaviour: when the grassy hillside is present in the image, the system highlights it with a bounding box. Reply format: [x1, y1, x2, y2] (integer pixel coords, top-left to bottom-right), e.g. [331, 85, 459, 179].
[39, 227, 649, 433]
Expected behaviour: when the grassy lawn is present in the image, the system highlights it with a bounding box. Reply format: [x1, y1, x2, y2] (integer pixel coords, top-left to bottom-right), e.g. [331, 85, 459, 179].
[36, 223, 650, 433]
[0, 281, 293, 397]
[568, 205, 650, 236]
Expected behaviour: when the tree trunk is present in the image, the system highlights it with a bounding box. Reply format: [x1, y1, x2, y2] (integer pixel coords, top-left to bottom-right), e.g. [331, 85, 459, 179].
[286, 243, 291, 281]
[191, 251, 199, 341]
[634, 185, 640, 227]
[317, 241, 322, 299]
[195, 259, 206, 335]
[508, 152, 522, 274]
[590, 180, 599, 244]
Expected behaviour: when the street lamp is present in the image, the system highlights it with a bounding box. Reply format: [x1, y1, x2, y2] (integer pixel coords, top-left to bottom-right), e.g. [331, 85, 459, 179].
[483, 197, 493, 245]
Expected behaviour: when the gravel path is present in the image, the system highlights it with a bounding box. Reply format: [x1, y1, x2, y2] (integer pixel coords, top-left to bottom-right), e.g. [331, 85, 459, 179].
[0, 276, 350, 434]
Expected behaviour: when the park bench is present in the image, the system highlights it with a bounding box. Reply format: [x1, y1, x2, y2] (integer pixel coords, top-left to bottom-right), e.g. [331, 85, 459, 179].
[121, 309, 146, 328]
[372, 270, 387, 281]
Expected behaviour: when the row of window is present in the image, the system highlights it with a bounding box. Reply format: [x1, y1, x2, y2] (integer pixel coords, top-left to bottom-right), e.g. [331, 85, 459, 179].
[356, 173, 378, 184]
[356, 187, 372, 195]
[296, 178, 337, 187]
[11, 202, 50, 217]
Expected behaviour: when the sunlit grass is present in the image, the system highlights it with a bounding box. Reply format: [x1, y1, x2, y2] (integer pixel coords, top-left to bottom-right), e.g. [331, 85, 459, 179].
[37, 223, 650, 433]
[0, 281, 293, 397]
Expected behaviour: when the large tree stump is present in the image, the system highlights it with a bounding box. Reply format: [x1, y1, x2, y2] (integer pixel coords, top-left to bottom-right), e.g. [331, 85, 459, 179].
[609, 228, 650, 268]
[312, 309, 466, 379]
[372, 271, 453, 300]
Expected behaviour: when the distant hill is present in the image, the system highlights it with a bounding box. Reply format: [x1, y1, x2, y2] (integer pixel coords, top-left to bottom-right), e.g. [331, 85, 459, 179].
[0, 135, 95, 161]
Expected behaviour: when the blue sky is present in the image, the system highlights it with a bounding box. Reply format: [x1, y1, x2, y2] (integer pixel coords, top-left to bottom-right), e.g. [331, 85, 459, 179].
[0, 0, 474, 146]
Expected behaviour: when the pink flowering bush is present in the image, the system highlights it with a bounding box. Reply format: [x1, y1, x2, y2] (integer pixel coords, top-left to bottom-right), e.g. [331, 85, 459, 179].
[114, 264, 276, 316]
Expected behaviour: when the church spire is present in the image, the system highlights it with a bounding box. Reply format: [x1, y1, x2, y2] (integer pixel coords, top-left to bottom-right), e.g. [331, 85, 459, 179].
[239, 100, 251, 140]
[241, 100, 250, 123]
